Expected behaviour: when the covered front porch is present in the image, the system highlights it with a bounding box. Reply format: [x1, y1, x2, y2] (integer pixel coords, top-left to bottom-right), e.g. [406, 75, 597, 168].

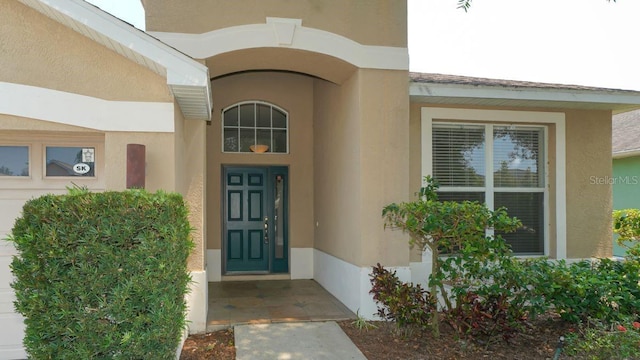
[206, 280, 356, 331]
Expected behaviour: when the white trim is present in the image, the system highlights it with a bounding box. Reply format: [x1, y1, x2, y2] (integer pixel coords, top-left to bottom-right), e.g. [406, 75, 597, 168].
[266, 17, 301, 46]
[0, 82, 175, 132]
[148, 21, 409, 71]
[18, 0, 212, 121]
[313, 249, 411, 320]
[185, 270, 208, 334]
[410, 82, 640, 110]
[613, 149, 640, 159]
[290, 248, 313, 279]
[206, 249, 222, 282]
[20, 0, 209, 87]
[410, 249, 433, 289]
[555, 120, 567, 259]
[421, 107, 566, 258]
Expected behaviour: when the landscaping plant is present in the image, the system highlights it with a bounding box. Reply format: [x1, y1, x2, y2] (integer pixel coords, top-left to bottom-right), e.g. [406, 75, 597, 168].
[369, 263, 435, 329]
[9, 188, 193, 359]
[614, 208, 640, 258]
[381, 176, 524, 338]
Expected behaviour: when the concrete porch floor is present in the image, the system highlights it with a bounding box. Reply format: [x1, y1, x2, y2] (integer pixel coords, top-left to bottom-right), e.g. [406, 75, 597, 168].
[207, 280, 356, 331]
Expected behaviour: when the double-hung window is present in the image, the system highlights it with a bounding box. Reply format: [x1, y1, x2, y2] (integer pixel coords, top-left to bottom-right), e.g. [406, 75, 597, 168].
[432, 123, 546, 255]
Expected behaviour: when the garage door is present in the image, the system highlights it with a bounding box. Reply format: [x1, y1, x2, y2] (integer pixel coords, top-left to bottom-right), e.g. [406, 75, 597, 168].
[0, 140, 104, 359]
[0, 194, 28, 360]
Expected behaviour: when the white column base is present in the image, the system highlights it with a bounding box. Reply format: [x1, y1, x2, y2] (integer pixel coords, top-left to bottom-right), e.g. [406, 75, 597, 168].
[313, 249, 411, 320]
[185, 270, 208, 334]
[290, 248, 313, 279]
[206, 250, 221, 282]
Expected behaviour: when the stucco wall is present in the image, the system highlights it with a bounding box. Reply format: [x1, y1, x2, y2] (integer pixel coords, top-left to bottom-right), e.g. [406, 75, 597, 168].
[104, 132, 175, 191]
[207, 72, 315, 253]
[144, 0, 407, 48]
[174, 103, 207, 271]
[565, 109, 613, 259]
[1, 0, 171, 102]
[314, 69, 410, 267]
[408, 104, 612, 260]
[0, 118, 177, 212]
[313, 74, 362, 265]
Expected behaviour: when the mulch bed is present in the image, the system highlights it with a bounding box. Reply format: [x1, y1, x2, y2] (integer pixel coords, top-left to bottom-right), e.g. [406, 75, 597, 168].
[179, 316, 574, 359]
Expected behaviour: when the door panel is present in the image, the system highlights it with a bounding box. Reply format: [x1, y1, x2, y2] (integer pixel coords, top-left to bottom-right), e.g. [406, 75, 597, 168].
[224, 168, 269, 272]
[223, 166, 289, 274]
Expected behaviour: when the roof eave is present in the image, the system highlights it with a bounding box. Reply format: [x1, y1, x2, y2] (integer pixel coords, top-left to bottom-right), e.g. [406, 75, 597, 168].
[410, 82, 640, 113]
[19, 0, 212, 121]
[613, 149, 640, 159]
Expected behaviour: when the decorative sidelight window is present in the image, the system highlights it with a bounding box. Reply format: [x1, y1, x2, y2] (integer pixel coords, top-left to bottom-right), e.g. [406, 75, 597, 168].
[222, 102, 289, 153]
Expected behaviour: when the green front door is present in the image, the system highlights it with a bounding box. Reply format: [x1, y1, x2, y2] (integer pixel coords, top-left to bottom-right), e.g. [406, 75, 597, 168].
[223, 166, 288, 273]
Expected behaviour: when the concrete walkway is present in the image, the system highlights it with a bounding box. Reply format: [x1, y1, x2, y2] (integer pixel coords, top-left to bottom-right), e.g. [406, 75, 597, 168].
[234, 321, 367, 360]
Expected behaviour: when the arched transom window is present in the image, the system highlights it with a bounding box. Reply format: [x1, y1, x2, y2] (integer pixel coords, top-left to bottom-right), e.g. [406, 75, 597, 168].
[222, 102, 289, 153]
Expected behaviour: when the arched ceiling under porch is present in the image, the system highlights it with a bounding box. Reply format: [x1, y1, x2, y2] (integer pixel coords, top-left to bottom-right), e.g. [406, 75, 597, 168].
[206, 48, 357, 84]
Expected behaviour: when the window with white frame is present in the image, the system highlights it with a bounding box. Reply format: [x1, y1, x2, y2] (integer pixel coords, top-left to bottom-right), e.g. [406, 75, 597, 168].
[432, 123, 546, 255]
[222, 102, 288, 153]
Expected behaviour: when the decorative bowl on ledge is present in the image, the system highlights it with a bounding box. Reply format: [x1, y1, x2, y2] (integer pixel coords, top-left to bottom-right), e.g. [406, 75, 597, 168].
[249, 144, 269, 153]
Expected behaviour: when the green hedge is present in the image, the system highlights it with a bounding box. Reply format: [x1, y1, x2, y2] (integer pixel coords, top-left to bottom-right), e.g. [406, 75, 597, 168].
[9, 188, 193, 359]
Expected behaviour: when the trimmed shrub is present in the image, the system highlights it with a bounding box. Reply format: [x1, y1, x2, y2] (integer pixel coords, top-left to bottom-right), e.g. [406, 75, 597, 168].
[9, 188, 193, 359]
[535, 258, 640, 324]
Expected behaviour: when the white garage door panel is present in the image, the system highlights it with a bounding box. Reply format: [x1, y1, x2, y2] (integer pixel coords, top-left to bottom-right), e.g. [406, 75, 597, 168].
[1, 196, 27, 360]
[0, 199, 27, 239]
[0, 313, 27, 359]
[0, 249, 26, 360]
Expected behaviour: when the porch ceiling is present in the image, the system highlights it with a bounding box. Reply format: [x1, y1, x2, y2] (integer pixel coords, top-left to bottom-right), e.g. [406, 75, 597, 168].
[18, 0, 212, 121]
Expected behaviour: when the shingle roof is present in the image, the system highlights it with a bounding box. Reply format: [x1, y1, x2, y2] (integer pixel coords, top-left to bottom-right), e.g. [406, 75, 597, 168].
[410, 72, 640, 113]
[410, 72, 638, 93]
[613, 110, 640, 155]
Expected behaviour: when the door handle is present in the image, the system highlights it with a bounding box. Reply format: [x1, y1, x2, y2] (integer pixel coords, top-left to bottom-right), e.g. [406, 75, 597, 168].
[264, 216, 269, 244]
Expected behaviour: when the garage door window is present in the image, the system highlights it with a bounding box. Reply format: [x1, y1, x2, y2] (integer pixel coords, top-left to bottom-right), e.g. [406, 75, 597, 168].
[45, 146, 95, 177]
[0, 146, 29, 177]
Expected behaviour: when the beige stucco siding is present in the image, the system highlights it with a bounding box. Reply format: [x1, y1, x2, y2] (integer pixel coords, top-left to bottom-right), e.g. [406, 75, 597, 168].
[144, 0, 407, 48]
[565, 109, 613, 258]
[313, 74, 362, 264]
[409, 104, 613, 260]
[358, 69, 410, 266]
[103, 132, 175, 191]
[1, 0, 171, 102]
[314, 69, 410, 267]
[174, 103, 207, 271]
[207, 72, 315, 252]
